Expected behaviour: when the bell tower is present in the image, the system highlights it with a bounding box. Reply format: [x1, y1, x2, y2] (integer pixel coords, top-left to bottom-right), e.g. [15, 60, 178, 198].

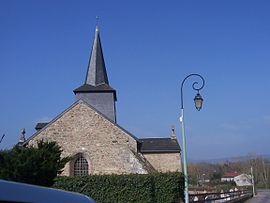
[74, 25, 117, 123]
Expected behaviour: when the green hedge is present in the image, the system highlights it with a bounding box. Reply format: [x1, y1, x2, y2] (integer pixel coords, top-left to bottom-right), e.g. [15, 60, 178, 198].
[54, 172, 184, 203]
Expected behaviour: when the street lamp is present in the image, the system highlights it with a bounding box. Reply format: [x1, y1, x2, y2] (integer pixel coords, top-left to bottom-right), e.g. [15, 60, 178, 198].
[194, 93, 203, 111]
[251, 167, 256, 197]
[0, 134, 5, 144]
[180, 73, 205, 203]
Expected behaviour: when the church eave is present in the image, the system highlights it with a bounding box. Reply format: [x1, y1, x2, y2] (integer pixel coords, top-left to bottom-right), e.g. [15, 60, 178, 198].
[138, 138, 181, 153]
[73, 84, 117, 101]
[140, 149, 180, 153]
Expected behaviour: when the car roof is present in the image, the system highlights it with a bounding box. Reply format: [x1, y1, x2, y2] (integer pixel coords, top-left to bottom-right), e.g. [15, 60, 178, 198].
[0, 179, 95, 203]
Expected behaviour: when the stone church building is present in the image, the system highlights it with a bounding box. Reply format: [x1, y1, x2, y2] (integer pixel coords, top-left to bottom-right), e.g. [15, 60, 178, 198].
[21, 25, 181, 176]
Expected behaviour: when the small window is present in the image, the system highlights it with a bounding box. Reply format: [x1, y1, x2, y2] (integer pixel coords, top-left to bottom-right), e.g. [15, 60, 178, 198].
[74, 154, 89, 176]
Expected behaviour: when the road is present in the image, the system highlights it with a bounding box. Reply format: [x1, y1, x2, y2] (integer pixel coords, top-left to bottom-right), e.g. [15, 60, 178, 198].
[245, 190, 270, 203]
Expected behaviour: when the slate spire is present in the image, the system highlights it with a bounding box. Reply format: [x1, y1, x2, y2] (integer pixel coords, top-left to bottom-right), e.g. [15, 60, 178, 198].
[85, 24, 109, 86]
[74, 23, 117, 123]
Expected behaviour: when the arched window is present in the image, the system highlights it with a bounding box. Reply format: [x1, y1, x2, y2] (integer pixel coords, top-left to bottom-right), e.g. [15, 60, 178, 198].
[74, 154, 89, 176]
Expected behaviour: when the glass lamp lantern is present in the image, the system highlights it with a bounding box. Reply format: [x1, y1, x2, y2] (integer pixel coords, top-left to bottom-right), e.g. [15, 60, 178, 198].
[194, 93, 203, 111]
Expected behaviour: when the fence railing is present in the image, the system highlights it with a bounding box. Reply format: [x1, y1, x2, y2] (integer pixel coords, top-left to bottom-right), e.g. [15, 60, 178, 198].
[189, 189, 253, 202]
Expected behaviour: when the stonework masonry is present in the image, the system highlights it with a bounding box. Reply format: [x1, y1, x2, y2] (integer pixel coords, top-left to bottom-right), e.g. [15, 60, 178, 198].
[28, 100, 148, 175]
[142, 153, 181, 173]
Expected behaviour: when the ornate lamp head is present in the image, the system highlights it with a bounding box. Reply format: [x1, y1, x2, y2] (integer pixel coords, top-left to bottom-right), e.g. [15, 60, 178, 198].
[194, 92, 203, 111]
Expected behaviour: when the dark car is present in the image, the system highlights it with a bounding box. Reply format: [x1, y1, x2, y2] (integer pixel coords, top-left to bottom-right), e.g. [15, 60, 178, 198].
[0, 179, 95, 203]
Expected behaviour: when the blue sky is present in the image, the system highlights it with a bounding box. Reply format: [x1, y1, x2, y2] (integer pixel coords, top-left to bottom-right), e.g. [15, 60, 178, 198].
[0, 0, 270, 160]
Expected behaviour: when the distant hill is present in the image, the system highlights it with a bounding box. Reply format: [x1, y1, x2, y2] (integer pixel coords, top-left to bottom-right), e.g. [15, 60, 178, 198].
[190, 154, 270, 164]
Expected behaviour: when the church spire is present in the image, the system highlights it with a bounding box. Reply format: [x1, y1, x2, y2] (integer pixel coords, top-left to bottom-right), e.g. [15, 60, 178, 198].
[85, 23, 109, 86]
[74, 22, 117, 123]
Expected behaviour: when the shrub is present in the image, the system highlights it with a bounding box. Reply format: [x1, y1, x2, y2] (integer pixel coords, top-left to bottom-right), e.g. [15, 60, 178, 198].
[0, 141, 69, 186]
[54, 172, 184, 203]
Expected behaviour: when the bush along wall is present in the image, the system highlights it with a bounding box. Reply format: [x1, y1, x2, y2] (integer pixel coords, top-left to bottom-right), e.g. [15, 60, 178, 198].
[54, 172, 184, 203]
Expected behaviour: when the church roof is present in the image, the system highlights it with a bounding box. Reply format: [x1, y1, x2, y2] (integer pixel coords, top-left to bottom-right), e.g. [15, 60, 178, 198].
[74, 83, 114, 92]
[73, 84, 117, 100]
[139, 138, 180, 153]
[35, 122, 48, 131]
[85, 25, 109, 86]
[74, 25, 116, 96]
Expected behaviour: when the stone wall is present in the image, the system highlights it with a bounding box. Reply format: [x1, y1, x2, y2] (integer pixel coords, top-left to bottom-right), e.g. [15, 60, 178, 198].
[143, 153, 181, 172]
[28, 100, 148, 175]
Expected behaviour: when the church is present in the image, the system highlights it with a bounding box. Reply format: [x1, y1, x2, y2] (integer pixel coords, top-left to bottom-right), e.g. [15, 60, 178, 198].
[21, 24, 181, 176]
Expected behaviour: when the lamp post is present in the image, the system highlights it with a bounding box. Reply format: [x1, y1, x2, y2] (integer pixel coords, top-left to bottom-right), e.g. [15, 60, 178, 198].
[251, 166, 256, 197]
[0, 134, 5, 144]
[180, 73, 205, 203]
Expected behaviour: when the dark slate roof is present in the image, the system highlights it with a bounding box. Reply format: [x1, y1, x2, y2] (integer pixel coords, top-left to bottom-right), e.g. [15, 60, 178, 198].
[85, 25, 109, 86]
[73, 83, 117, 100]
[74, 25, 117, 100]
[74, 83, 115, 92]
[139, 138, 180, 153]
[35, 122, 48, 131]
